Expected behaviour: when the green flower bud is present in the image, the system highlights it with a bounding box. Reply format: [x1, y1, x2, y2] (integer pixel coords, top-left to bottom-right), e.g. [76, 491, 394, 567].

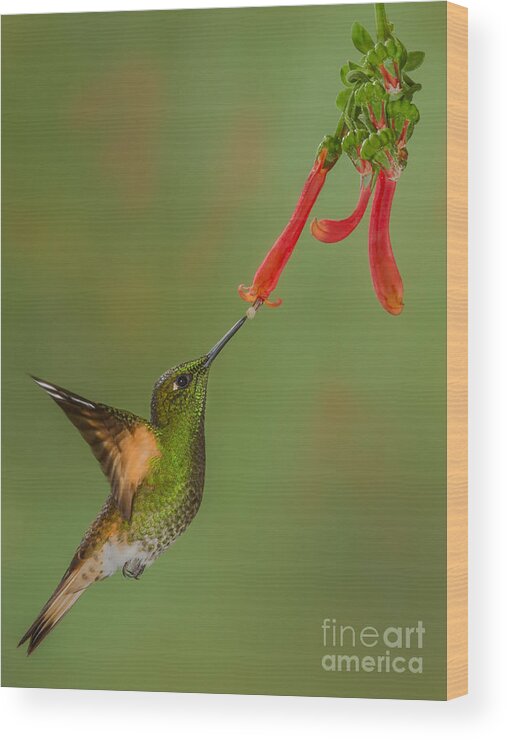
[360, 139, 374, 160]
[399, 100, 419, 122]
[371, 80, 387, 101]
[342, 131, 357, 155]
[354, 85, 366, 106]
[358, 143, 368, 160]
[351, 22, 375, 54]
[364, 82, 375, 100]
[385, 38, 397, 59]
[378, 127, 395, 147]
[318, 135, 342, 167]
[399, 99, 411, 115]
[386, 99, 401, 118]
[360, 132, 382, 161]
[374, 42, 388, 62]
[387, 99, 420, 125]
[366, 48, 380, 67]
[355, 128, 369, 144]
[357, 80, 386, 106]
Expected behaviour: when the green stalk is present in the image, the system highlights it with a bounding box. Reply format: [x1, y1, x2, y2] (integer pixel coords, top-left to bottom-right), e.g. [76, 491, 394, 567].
[335, 114, 346, 140]
[375, 3, 392, 43]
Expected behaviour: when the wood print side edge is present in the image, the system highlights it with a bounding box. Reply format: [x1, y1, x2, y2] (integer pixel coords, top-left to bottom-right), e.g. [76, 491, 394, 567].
[446, 1, 468, 701]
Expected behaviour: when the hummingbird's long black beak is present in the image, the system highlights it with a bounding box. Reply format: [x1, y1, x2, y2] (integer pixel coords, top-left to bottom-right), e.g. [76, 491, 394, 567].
[204, 315, 247, 367]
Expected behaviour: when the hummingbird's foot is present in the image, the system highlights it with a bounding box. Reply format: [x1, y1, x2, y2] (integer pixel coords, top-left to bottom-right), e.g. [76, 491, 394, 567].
[122, 560, 146, 580]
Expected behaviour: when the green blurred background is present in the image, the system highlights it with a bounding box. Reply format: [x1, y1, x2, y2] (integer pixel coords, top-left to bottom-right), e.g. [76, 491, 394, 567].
[2, 3, 447, 698]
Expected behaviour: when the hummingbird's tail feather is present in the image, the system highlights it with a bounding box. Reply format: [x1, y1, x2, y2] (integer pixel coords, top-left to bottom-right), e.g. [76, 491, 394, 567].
[18, 560, 94, 655]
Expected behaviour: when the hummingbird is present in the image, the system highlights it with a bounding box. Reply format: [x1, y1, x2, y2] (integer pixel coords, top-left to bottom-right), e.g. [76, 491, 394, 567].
[19, 315, 247, 655]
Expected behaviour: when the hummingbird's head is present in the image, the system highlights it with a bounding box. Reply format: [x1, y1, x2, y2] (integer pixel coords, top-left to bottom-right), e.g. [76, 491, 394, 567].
[151, 315, 246, 428]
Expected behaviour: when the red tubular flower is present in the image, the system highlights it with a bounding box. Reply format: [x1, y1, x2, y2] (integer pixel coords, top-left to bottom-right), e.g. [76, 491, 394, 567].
[238, 148, 331, 307]
[368, 170, 404, 315]
[310, 177, 371, 243]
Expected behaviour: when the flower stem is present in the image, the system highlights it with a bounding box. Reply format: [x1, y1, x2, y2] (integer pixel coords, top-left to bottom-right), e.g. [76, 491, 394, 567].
[375, 3, 391, 43]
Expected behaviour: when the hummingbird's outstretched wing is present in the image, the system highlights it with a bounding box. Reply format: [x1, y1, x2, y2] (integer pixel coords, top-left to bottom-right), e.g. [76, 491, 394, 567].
[31, 376, 161, 521]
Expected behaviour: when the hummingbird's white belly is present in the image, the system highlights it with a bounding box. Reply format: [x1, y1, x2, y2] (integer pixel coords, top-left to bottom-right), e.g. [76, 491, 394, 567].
[101, 538, 156, 578]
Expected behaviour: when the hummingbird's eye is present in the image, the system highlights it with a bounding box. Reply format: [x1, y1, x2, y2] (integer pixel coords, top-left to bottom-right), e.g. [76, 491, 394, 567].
[173, 373, 191, 390]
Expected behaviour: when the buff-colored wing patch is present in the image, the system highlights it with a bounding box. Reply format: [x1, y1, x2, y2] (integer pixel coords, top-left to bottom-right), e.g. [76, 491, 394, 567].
[32, 376, 161, 520]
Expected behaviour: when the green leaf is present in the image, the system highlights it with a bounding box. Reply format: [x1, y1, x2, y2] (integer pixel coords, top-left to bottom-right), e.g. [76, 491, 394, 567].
[336, 88, 353, 111]
[351, 22, 375, 54]
[397, 39, 408, 69]
[403, 82, 422, 101]
[405, 51, 425, 72]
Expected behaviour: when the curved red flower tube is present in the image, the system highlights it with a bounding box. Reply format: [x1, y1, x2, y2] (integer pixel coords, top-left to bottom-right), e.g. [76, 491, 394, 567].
[368, 170, 404, 315]
[238, 148, 332, 307]
[310, 177, 372, 243]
